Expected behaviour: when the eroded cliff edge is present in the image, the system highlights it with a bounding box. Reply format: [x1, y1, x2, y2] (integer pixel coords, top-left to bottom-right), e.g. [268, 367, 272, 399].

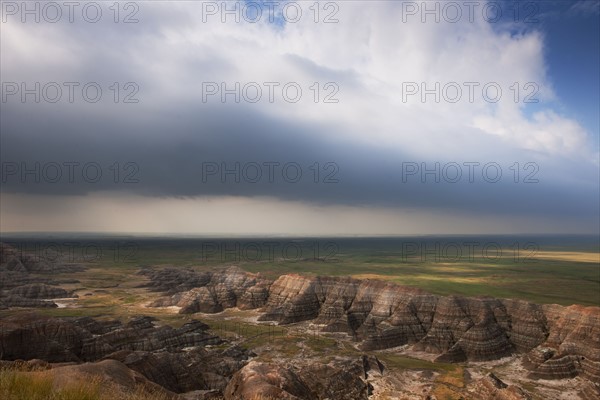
[143, 266, 600, 384]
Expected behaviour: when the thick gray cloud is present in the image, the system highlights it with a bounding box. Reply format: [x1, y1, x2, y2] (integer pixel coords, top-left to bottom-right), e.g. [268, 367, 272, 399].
[1, 100, 598, 221]
[1, 1, 598, 233]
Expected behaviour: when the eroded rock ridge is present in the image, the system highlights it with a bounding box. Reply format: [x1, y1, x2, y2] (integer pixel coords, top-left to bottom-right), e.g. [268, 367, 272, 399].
[144, 267, 600, 384]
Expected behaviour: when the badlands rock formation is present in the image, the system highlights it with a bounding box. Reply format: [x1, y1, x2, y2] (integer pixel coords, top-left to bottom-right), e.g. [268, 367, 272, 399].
[224, 359, 370, 400]
[0, 313, 252, 395]
[0, 243, 83, 308]
[0, 242, 86, 278]
[467, 373, 532, 400]
[0, 313, 374, 399]
[9, 283, 75, 299]
[144, 267, 600, 385]
[142, 266, 271, 313]
[0, 314, 221, 362]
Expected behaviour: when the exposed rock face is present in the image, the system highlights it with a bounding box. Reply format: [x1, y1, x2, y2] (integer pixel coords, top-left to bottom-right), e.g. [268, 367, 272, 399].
[0, 314, 92, 362]
[139, 267, 214, 295]
[224, 359, 370, 400]
[0, 314, 223, 362]
[143, 266, 271, 312]
[579, 381, 600, 400]
[106, 345, 250, 393]
[467, 373, 532, 400]
[145, 267, 600, 384]
[523, 304, 600, 382]
[0, 243, 85, 307]
[9, 283, 74, 299]
[0, 243, 86, 276]
[412, 296, 516, 363]
[0, 295, 58, 308]
[0, 313, 248, 395]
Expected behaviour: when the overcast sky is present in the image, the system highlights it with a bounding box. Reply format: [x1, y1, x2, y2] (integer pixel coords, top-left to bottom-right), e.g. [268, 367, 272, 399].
[1, 0, 598, 235]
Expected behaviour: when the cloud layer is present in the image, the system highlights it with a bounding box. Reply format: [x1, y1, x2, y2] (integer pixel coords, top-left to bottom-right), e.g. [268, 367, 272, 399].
[1, 1, 598, 233]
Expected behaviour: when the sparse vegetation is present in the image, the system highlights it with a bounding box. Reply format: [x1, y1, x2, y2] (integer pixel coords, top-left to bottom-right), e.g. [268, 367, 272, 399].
[0, 370, 99, 400]
[376, 353, 456, 372]
[430, 365, 466, 400]
[0, 369, 174, 400]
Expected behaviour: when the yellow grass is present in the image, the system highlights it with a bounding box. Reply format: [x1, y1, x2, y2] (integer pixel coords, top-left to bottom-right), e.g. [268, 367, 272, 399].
[0, 369, 174, 400]
[430, 384, 464, 400]
[0, 370, 99, 400]
[430, 366, 465, 400]
[351, 274, 398, 281]
[436, 367, 465, 388]
[532, 251, 599, 263]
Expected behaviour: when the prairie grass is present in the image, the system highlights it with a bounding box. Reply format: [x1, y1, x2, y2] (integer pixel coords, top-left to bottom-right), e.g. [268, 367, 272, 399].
[0, 369, 174, 400]
[0, 370, 100, 400]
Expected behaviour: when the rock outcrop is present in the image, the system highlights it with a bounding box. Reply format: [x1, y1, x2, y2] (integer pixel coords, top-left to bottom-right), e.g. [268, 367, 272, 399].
[224, 359, 370, 400]
[523, 304, 600, 382]
[0, 313, 250, 395]
[0, 295, 58, 308]
[0, 243, 86, 276]
[579, 381, 600, 400]
[0, 243, 85, 307]
[106, 346, 250, 393]
[143, 266, 271, 312]
[467, 373, 532, 400]
[0, 314, 222, 362]
[145, 267, 600, 384]
[9, 283, 75, 299]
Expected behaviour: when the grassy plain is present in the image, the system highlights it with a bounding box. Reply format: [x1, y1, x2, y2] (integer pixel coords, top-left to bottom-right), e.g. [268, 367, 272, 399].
[3, 235, 598, 306]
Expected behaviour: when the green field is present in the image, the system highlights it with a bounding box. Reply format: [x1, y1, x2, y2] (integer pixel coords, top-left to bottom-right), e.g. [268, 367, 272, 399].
[2, 235, 599, 307]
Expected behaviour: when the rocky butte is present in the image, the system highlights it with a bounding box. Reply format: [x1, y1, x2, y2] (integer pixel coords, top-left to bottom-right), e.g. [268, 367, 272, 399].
[143, 266, 600, 385]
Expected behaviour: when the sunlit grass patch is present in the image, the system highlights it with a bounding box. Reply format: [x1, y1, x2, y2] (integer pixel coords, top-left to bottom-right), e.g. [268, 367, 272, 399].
[529, 251, 599, 263]
[0, 369, 175, 400]
[0, 370, 100, 400]
[375, 354, 455, 372]
[430, 366, 466, 400]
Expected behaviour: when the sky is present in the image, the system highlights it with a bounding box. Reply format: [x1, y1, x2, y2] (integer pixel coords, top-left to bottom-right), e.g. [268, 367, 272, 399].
[0, 0, 599, 235]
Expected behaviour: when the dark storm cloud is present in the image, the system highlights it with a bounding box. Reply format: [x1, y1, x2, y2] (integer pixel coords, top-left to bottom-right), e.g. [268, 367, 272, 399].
[1, 0, 598, 231]
[1, 100, 598, 221]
